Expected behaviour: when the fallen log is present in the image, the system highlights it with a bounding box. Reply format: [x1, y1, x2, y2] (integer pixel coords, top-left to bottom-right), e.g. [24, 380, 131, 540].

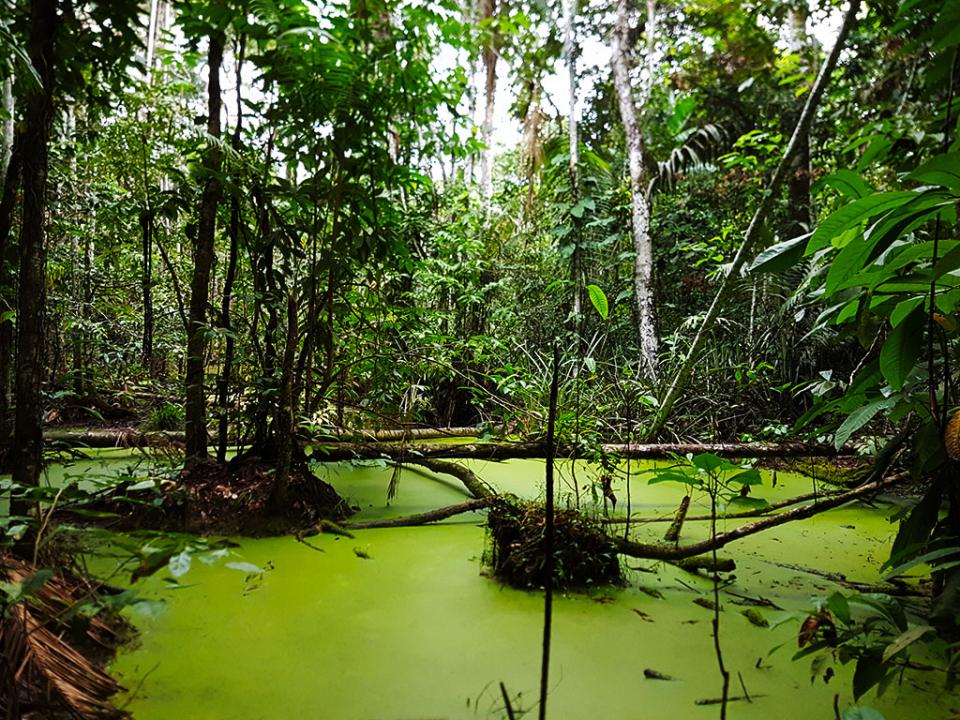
[304, 440, 852, 462]
[41, 430, 853, 460]
[407, 459, 495, 499]
[45, 428, 186, 448]
[610, 473, 910, 561]
[318, 426, 484, 441]
[340, 497, 496, 529]
[673, 555, 736, 573]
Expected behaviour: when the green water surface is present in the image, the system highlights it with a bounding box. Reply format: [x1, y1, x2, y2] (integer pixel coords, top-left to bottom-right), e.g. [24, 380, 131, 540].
[30, 455, 960, 719]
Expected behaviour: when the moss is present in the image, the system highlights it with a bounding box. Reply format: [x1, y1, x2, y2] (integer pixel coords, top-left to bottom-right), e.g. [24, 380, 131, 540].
[483, 497, 623, 591]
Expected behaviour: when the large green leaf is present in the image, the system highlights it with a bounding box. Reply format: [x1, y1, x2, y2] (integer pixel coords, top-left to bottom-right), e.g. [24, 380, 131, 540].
[879, 308, 925, 390]
[806, 192, 916, 256]
[882, 625, 934, 662]
[817, 168, 875, 199]
[853, 655, 886, 701]
[834, 396, 897, 449]
[907, 152, 960, 191]
[586, 284, 609, 320]
[890, 296, 924, 327]
[841, 707, 886, 720]
[749, 234, 808, 273]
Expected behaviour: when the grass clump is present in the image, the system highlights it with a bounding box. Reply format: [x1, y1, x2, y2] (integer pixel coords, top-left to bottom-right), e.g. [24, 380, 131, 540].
[484, 497, 623, 591]
[146, 402, 184, 431]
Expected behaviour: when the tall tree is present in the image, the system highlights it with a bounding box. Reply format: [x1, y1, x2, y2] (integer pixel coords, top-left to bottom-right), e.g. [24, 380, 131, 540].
[12, 0, 58, 498]
[185, 10, 225, 463]
[610, 0, 659, 381]
[478, 0, 499, 210]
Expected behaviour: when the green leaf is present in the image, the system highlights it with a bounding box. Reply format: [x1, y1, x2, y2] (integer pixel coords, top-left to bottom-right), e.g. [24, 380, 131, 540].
[887, 482, 944, 572]
[879, 308, 925, 390]
[817, 169, 874, 199]
[906, 152, 960, 191]
[728, 469, 762, 486]
[585, 284, 609, 320]
[834, 397, 897, 449]
[691, 453, 726, 472]
[841, 707, 886, 720]
[749, 234, 808, 273]
[884, 546, 960, 579]
[168, 551, 192, 579]
[226, 562, 264, 574]
[882, 625, 934, 662]
[647, 469, 701, 486]
[890, 297, 925, 327]
[853, 655, 886, 700]
[826, 591, 851, 625]
[806, 192, 916, 256]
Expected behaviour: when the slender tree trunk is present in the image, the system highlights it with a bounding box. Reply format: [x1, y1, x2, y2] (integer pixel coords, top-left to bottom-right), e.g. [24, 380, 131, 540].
[185, 26, 224, 464]
[12, 0, 58, 503]
[140, 210, 154, 369]
[564, 0, 581, 321]
[0, 78, 13, 185]
[647, 0, 860, 439]
[478, 0, 498, 210]
[271, 290, 299, 510]
[0, 130, 21, 451]
[785, 2, 813, 238]
[611, 0, 659, 381]
[217, 35, 245, 463]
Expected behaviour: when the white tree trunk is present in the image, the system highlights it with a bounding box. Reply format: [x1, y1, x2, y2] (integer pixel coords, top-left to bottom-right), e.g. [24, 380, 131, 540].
[478, 0, 497, 210]
[564, 0, 581, 321]
[611, 0, 658, 381]
[0, 77, 13, 189]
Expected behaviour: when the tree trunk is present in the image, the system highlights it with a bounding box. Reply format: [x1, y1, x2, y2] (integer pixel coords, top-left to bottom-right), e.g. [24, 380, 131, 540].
[216, 35, 245, 463]
[478, 0, 498, 210]
[12, 0, 58, 504]
[611, 0, 658, 381]
[646, 0, 860, 439]
[564, 0, 582, 323]
[0, 77, 13, 185]
[270, 290, 299, 511]
[785, 2, 813, 239]
[140, 209, 154, 369]
[184, 27, 224, 464]
[0, 130, 21, 451]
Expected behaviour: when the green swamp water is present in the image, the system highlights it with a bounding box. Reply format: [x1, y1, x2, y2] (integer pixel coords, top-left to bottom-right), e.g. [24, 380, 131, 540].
[31, 454, 960, 718]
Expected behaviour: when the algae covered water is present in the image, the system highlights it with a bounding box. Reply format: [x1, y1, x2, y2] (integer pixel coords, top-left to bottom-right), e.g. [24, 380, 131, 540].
[47, 455, 957, 719]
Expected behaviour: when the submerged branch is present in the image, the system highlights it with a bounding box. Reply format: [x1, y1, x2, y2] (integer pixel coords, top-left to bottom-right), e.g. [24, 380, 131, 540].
[610, 473, 909, 561]
[341, 497, 495, 529]
[407, 459, 495, 499]
[603, 485, 849, 525]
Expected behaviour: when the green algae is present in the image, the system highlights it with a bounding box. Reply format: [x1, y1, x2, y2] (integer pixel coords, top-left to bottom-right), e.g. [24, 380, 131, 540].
[8, 454, 955, 719]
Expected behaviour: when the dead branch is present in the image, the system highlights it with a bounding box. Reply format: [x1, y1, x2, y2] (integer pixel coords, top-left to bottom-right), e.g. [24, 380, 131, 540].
[341, 497, 495, 529]
[603, 486, 848, 525]
[407, 459, 495, 499]
[610, 473, 909, 561]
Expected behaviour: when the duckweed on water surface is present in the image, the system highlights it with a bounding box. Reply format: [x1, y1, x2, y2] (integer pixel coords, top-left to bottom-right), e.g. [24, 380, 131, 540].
[31, 455, 958, 720]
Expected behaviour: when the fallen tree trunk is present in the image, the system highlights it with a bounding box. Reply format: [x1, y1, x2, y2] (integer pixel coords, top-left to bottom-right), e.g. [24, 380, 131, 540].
[45, 428, 186, 448]
[319, 426, 484, 441]
[407, 459, 494, 499]
[341, 497, 495, 529]
[304, 440, 851, 462]
[610, 472, 909, 561]
[40, 430, 853, 459]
